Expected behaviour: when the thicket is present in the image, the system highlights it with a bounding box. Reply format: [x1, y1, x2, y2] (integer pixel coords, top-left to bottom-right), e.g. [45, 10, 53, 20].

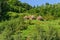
[0, 17, 60, 40]
[0, 0, 60, 40]
[0, 0, 32, 21]
[0, 0, 60, 21]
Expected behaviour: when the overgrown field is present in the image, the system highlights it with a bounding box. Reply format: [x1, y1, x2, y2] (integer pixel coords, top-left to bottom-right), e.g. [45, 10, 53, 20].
[0, 17, 60, 40]
[0, 0, 60, 40]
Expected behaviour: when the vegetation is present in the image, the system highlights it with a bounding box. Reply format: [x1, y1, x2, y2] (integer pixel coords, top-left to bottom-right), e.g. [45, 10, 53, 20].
[0, 17, 60, 40]
[0, 0, 60, 40]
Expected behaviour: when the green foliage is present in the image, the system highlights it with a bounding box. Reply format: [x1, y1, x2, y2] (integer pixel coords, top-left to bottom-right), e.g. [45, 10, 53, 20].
[27, 3, 60, 20]
[0, 0, 32, 21]
[0, 0, 60, 21]
[0, 0, 60, 40]
[0, 17, 60, 40]
[43, 14, 55, 20]
[6, 12, 18, 19]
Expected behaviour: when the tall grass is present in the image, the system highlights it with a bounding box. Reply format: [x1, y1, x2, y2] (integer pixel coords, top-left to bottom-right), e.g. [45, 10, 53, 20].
[0, 17, 60, 40]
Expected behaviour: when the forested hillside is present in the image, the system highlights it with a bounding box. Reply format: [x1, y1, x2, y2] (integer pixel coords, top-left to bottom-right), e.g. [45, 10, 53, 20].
[0, 0, 60, 40]
[0, 0, 60, 21]
[0, 0, 32, 21]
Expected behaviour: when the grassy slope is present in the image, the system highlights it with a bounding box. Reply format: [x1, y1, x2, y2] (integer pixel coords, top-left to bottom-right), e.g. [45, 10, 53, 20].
[0, 18, 60, 40]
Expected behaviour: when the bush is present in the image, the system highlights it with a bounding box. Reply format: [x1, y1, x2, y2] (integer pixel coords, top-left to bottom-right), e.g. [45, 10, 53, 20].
[6, 12, 19, 19]
[43, 14, 55, 20]
[0, 17, 60, 40]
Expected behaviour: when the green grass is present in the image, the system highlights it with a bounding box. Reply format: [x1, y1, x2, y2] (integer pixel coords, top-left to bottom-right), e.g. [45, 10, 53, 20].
[0, 18, 60, 40]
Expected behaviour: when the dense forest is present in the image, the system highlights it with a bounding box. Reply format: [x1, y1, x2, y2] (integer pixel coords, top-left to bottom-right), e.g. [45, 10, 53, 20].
[0, 0, 60, 40]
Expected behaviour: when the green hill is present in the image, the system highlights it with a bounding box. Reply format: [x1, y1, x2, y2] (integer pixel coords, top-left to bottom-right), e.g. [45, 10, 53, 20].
[0, 0, 60, 40]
